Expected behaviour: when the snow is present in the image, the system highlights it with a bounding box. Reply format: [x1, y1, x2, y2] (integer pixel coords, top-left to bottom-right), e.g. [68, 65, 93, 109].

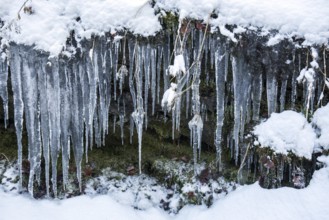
[312, 103, 329, 151]
[253, 111, 316, 159]
[0, 0, 161, 55]
[1, 0, 329, 56]
[168, 54, 186, 77]
[1, 156, 329, 220]
[161, 83, 177, 111]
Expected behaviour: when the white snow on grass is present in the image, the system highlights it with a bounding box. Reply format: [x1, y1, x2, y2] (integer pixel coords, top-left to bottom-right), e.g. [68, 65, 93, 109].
[312, 103, 329, 151]
[253, 111, 316, 159]
[1, 156, 329, 220]
[1, 0, 329, 55]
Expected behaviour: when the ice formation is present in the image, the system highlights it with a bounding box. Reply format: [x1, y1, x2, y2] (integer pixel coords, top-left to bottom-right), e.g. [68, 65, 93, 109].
[0, 0, 328, 197]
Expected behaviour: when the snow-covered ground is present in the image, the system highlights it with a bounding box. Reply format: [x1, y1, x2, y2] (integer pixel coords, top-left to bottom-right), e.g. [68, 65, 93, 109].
[1, 156, 329, 220]
[1, 0, 328, 55]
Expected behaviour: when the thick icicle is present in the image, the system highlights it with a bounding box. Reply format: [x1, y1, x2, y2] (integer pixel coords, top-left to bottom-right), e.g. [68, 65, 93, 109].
[38, 57, 50, 196]
[46, 57, 61, 197]
[189, 30, 204, 173]
[214, 43, 226, 171]
[59, 59, 71, 190]
[132, 43, 144, 174]
[20, 48, 42, 195]
[231, 52, 252, 163]
[70, 62, 84, 192]
[10, 45, 24, 192]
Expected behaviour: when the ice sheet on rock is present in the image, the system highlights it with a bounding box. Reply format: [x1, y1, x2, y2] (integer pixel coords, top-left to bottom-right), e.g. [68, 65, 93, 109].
[254, 110, 316, 159]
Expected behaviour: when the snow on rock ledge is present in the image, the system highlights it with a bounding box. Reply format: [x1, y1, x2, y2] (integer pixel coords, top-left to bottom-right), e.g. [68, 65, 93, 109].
[253, 111, 316, 159]
[1, 0, 329, 56]
[312, 103, 329, 151]
[0, 0, 161, 55]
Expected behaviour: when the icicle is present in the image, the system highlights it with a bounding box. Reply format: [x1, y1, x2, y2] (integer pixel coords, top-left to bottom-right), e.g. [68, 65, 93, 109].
[189, 61, 202, 172]
[252, 72, 262, 121]
[151, 47, 157, 115]
[266, 69, 278, 116]
[231, 52, 252, 163]
[224, 51, 229, 82]
[78, 54, 89, 162]
[38, 57, 50, 196]
[59, 59, 71, 190]
[119, 98, 125, 146]
[0, 53, 8, 128]
[19, 48, 42, 195]
[130, 115, 134, 144]
[185, 47, 191, 119]
[291, 52, 297, 109]
[143, 44, 151, 129]
[113, 115, 117, 134]
[156, 45, 163, 105]
[10, 45, 24, 192]
[280, 74, 288, 112]
[72, 61, 85, 191]
[214, 44, 226, 171]
[163, 33, 170, 91]
[112, 40, 120, 101]
[98, 37, 109, 146]
[47, 57, 61, 197]
[132, 43, 144, 175]
[277, 155, 284, 187]
[128, 39, 137, 110]
[117, 37, 127, 96]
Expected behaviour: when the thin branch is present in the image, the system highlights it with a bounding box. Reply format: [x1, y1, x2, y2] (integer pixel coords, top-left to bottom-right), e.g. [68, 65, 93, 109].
[0, 153, 10, 163]
[17, 0, 31, 20]
[237, 143, 251, 184]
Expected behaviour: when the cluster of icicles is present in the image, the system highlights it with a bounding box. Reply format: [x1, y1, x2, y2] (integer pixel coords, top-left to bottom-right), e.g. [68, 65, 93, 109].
[0, 29, 326, 197]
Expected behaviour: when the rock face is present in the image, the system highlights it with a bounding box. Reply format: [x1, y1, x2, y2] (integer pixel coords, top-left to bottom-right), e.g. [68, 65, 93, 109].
[0, 17, 328, 197]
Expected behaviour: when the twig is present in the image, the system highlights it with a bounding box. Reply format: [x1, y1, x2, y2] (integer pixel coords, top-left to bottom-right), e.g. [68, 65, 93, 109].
[237, 143, 251, 184]
[0, 153, 10, 163]
[134, 0, 150, 18]
[17, 0, 31, 20]
[187, 15, 211, 73]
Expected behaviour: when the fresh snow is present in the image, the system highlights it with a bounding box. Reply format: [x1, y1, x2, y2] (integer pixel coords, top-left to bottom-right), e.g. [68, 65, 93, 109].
[312, 103, 329, 151]
[1, 156, 329, 220]
[253, 111, 316, 159]
[0, 0, 161, 55]
[1, 0, 329, 56]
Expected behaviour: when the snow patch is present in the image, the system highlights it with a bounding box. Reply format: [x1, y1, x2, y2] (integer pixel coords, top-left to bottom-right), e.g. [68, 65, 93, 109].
[253, 111, 316, 159]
